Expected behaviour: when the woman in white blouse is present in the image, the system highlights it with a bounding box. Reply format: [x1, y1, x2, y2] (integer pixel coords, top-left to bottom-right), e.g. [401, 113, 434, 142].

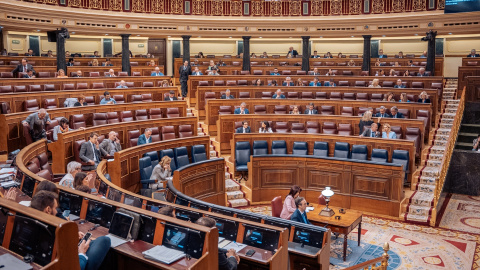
[259, 121, 273, 133]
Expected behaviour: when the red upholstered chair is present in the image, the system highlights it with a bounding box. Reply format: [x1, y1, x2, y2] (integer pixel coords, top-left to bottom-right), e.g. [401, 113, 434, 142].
[239, 92, 250, 98]
[316, 92, 327, 99]
[131, 95, 143, 103]
[355, 81, 367, 87]
[342, 70, 353, 76]
[142, 94, 153, 102]
[127, 130, 141, 148]
[287, 92, 299, 99]
[36, 169, 52, 181]
[254, 105, 266, 114]
[341, 107, 354, 116]
[45, 120, 58, 141]
[357, 107, 369, 116]
[76, 83, 88, 90]
[214, 80, 225, 86]
[70, 114, 86, 129]
[198, 81, 209, 86]
[43, 99, 57, 109]
[296, 70, 307, 75]
[29, 85, 42, 92]
[232, 62, 241, 66]
[300, 92, 313, 99]
[120, 111, 134, 122]
[253, 70, 263, 75]
[27, 161, 40, 174]
[412, 82, 424, 88]
[150, 127, 161, 142]
[356, 93, 369, 101]
[37, 152, 51, 173]
[398, 109, 410, 119]
[306, 121, 320, 134]
[93, 113, 107, 126]
[226, 80, 237, 86]
[179, 125, 193, 138]
[371, 93, 383, 101]
[106, 112, 120, 124]
[274, 105, 288, 114]
[218, 106, 232, 115]
[37, 72, 51, 78]
[204, 92, 216, 102]
[0, 102, 12, 114]
[406, 127, 421, 157]
[0, 86, 13, 93]
[322, 122, 337, 134]
[291, 123, 306, 133]
[161, 126, 176, 140]
[313, 62, 322, 66]
[274, 122, 289, 133]
[118, 72, 128, 76]
[271, 196, 283, 218]
[127, 82, 135, 87]
[149, 108, 163, 119]
[92, 82, 105, 89]
[63, 84, 75, 90]
[130, 62, 139, 66]
[24, 100, 39, 111]
[382, 81, 394, 88]
[240, 71, 250, 75]
[338, 123, 353, 136]
[143, 82, 154, 87]
[238, 80, 248, 86]
[261, 92, 272, 99]
[318, 194, 326, 205]
[22, 122, 33, 146]
[89, 72, 100, 77]
[135, 109, 148, 120]
[320, 106, 334, 115]
[14, 85, 28, 93]
[166, 107, 180, 118]
[84, 96, 95, 105]
[342, 93, 355, 100]
[132, 71, 141, 76]
[1, 72, 13, 78]
[112, 95, 125, 104]
[329, 92, 341, 100]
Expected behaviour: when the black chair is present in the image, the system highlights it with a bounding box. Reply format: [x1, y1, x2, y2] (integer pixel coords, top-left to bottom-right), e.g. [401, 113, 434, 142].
[271, 140, 287, 155]
[191, 145, 207, 163]
[392, 150, 409, 184]
[159, 149, 177, 171]
[235, 141, 251, 183]
[334, 142, 350, 158]
[371, 149, 388, 163]
[139, 157, 155, 189]
[313, 142, 329, 157]
[253, 141, 268, 155]
[351, 145, 368, 160]
[143, 151, 159, 168]
[174, 147, 190, 169]
[292, 142, 308, 155]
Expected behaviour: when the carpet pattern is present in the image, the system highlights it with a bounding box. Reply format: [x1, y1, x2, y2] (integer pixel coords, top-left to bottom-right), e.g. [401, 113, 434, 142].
[439, 194, 480, 235]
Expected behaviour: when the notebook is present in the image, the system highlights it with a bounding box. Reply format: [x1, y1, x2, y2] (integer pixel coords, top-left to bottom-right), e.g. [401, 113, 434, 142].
[142, 245, 185, 264]
[106, 212, 134, 247]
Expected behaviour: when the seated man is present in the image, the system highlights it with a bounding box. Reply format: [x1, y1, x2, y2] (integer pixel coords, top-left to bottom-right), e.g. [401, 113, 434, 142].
[234, 102, 249, 114]
[417, 67, 428, 77]
[397, 51, 404, 58]
[12, 58, 35, 76]
[116, 80, 128, 88]
[221, 89, 235, 99]
[105, 69, 116, 77]
[375, 106, 391, 118]
[25, 48, 35, 57]
[467, 49, 479, 58]
[390, 106, 404, 118]
[282, 77, 294, 86]
[103, 58, 113, 66]
[394, 79, 405, 88]
[261, 52, 269, 58]
[324, 78, 336, 87]
[270, 68, 281, 76]
[286, 46, 298, 58]
[290, 197, 310, 224]
[99, 131, 122, 157]
[360, 122, 381, 138]
[67, 58, 75, 66]
[30, 190, 111, 270]
[23, 109, 51, 142]
[164, 90, 178, 101]
[151, 67, 164, 76]
[236, 121, 251, 133]
[192, 66, 203, 76]
[420, 51, 427, 58]
[138, 128, 153, 145]
[311, 50, 320, 58]
[272, 89, 285, 99]
[309, 77, 321, 86]
[79, 132, 101, 171]
[74, 70, 83, 77]
[304, 103, 318, 115]
[23, 69, 35, 78]
[100, 91, 117, 104]
[378, 49, 387, 58]
[266, 60, 274, 66]
[311, 67, 321, 76]
[208, 68, 219, 76]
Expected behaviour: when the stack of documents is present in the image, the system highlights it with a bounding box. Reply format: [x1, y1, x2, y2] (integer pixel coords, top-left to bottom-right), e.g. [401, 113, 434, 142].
[143, 245, 185, 264]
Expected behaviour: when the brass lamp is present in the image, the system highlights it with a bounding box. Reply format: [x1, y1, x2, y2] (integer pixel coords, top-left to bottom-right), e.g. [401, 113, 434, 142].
[319, 187, 335, 217]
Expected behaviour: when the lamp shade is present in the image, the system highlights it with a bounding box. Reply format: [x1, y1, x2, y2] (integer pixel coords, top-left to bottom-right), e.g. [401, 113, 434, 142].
[321, 187, 334, 198]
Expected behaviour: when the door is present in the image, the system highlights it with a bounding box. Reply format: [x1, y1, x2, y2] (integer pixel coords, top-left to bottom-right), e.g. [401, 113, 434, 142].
[148, 39, 166, 68]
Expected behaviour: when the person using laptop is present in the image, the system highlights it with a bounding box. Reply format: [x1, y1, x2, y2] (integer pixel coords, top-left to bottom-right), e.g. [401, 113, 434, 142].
[30, 191, 111, 270]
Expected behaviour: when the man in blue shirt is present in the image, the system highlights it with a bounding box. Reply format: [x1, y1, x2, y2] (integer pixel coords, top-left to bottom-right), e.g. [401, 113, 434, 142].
[151, 67, 164, 76]
[100, 91, 117, 104]
[234, 102, 249, 114]
[290, 197, 311, 224]
[272, 89, 286, 99]
[115, 80, 128, 88]
[309, 77, 321, 86]
[138, 129, 153, 145]
[192, 67, 203, 76]
[270, 68, 281, 75]
[394, 79, 406, 88]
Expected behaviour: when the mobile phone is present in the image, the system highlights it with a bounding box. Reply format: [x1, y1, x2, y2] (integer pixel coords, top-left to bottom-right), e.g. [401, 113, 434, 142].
[78, 232, 92, 246]
[63, 210, 71, 218]
[245, 249, 256, 257]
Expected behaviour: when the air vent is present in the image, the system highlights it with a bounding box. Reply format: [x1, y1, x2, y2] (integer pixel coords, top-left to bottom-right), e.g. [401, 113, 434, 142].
[444, 22, 479, 26]
[316, 27, 355, 31]
[199, 28, 236, 31]
[76, 22, 116, 28]
[378, 25, 418, 30]
[6, 16, 51, 23]
[258, 28, 295, 32]
[139, 26, 177, 30]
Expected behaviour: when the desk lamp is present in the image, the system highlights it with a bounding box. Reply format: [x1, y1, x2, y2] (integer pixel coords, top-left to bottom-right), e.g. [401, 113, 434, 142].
[319, 187, 335, 217]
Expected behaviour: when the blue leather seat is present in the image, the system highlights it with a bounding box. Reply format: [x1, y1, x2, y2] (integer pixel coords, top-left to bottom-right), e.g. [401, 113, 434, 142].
[313, 141, 329, 157]
[351, 145, 368, 160]
[191, 145, 207, 163]
[371, 149, 388, 163]
[104, 173, 112, 182]
[139, 156, 154, 189]
[292, 142, 308, 155]
[334, 142, 350, 158]
[271, 140, 287, 155]
[392, 150, 409, 184]
[235, 141, 251, 182]
[143, 151, 159, 167]
[174, 147, 190, 169]
[159, 149, 177, 171]
[253, 141, 268, 155]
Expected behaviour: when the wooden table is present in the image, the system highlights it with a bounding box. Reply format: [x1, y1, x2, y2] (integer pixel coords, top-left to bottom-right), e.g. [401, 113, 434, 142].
[307, 205, 362, 261]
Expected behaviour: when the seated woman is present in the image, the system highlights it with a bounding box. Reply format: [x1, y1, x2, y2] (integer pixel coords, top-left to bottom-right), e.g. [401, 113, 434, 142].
[399, 93, 410, 102]
[74, 95, 88, 107]
[268, 79, 278, 86]
[290, 105, 301, 115]
[259, 121, 273, 133]
[418, 91, 431, 103]
[196, 52, 205, 58]
[403, 70, 412, 76]
[359, 111, 374, 133]
[347, 59, 355, 66]
[90, 58, 99, 66]
[53, 117, 84, 141]
[388, 69, 397, 77]
[296, 78, 305, 86]
[253, 79, 262, 86]
[382, 123, 397, 139]
[148, 59, 156, 66]
[250, 53, 257, 58]
[383, 92, 395, 102]
[280, 185, 302, 219]
[73, 172, 95, 190]
[150, 156, 172, 189]
[369, 78, 381, 88]
[374, 58, 382, 67]
[59, 161, 82, 189]
[56, 69, 68, 78]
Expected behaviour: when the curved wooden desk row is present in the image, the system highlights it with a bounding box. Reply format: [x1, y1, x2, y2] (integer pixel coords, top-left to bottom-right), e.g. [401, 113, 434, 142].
[50, 116, 197, 175]
[0, 76, 171, 89]
[231, 133, 416, 183]
[247, 155, 404, 217]
[185, 66, 364, 76]
[0, 198, 80, 270]
[14, 141, 219, 270]
[107, 136, 210, 192]
[0, 56, 157, 67]
[458, 66, 480, 96]
[0, 100, 188, 153]
[217, 114, 426, 153]
[0, 66, 165, 78]
[187, 75, 443, 104]
[205, 98, 433, 130]
[0, 87, 179, 114]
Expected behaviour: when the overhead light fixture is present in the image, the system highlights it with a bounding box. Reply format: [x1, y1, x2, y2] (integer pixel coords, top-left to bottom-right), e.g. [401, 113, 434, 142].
[105, 34, 109, 36]
[71, 32, 76, 34]
[36, 29, 41, 32]
[414, 34, 419, 36]
[136, 34, 140, 36]
[259, 37, 262, 39]
[448, 32, 452, 35]
[382, 35, 386, 37]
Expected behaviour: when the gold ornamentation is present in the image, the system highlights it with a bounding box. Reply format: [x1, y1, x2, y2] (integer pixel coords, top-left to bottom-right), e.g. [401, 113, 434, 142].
[44, 0, 57, 4]
[437, 0, 445, 9]
[392, 0, 405, 12]
[68, 0, 82, 8]
[230, 0, 242, 15]
[270, 0, 282, 15]
[192, 0, 204, 14]
[412, 0, 426, 10]
[132, 0, 145, 12]
[311, 0, 324, 15]
[171, 0, 183, 14]
[251, 0, 264, 16]
[289, 0, 301, 15]
[331, 0, 342, 15]
[109, 0, 122, 10]
[212, 0, 223, 15]
[349, 0, 362, 14]
[89, 0, 102, 9]
[372, 0, 384, 13]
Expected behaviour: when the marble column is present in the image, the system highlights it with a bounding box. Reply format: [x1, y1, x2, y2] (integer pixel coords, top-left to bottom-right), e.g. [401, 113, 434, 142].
[362, 35, 372, 75]
[242, 36, 251, 72]
[182, 35, 191, 63]
[301, 36, 310, 72]
[120, 34, 131, 75]
[426, 31, 437, 76]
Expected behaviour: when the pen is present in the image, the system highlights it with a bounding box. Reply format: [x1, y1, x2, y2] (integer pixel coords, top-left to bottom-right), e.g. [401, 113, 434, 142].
[233, 241, 239, 247]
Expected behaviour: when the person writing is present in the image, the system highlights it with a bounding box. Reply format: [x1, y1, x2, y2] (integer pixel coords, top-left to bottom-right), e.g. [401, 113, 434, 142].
[150, 156, 172, 189]
[280, 185, 302, 219]
[290, 197, 311, 224]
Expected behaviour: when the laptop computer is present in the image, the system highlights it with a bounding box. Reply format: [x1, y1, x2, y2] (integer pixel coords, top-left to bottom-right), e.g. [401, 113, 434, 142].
[106, 212, 134, 247]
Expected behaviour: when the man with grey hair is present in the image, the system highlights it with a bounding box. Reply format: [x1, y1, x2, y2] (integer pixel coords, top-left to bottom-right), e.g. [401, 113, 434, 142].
[105, 69, 116, 77]
[99, 131, 122, 157]
[59, 161, 82, 189]
[290, 196, 310, 224]
[282, 77, 294, 86]
[221, 89, 234, 99]
[23, 109, 51, 142]
[137, 128, 152, 145]
[234, 102, 249, 114]
[272, 89, 286, 99]
[390, 106, 404, 119]
[417, 67, 428, 77]
[375, 106, 391, 118]
[116, 80, 128, 88]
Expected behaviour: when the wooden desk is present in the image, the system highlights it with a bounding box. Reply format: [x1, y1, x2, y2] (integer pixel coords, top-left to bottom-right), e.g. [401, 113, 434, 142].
[308, 205, 362, 261]
[0, 56, 156, 67]
[459, 67, 480, 98]
[0, 247, 41, 269]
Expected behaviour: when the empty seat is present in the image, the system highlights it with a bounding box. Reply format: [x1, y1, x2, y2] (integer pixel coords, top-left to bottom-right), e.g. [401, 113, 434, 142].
[313, 142, 329, 157]
[306, 121, 320, 134]
[392, 150, 409, 184]
[92, 82, 105, 89]
[37, 72, 50, 78]
[291, 123, 305, 133]
[0, 102, 11, 114]
[338, 81, 349, 86]
[113, 95, 125, 104]
[405, 127, 421, 155]
[174, 147, 190, 169]
[166, 107, 180, 118]
[235, 141, 250, 181]
[161, 126, 176, 140]
[135, 109, 148, 120]
[131, 95, 143, 103]
[198, 81, 209, 86]
[301, 92, 313, 99]
[142, 94, 153, 102]
[390, 126, 403, 139]
[139, 157, 154, 189]
[253, 141, 268, 155]
[274, 105, 288, 114]
[70, 114, 86, 129]
[76, 83, 88, 90]
[330, 92, 342, 100]
[351, 145, 368, 160]
[254, 105, 266, 114]
[239, 92, 250, 98]
[238, 80, 248, 86]
[1, 72, 13, 78]
[106, 112, 119, 124]
[142, 82, 154, 87]
[218, 106, 233, 115]
[24, 99, 39, 111]
[63, 83, 75, 90]
[89, 72, 100, 77]
[214, 80, 225, 86]
[148, 127, 160, 142]
[341, 107, 354, 116]
[120, 111, 134, 122]
[334, 142, 350, 158]
[271, 140, 287, 155]
[382, 81, 394, 88]
[143, 151, 159, 171]
[14, 86, 28, 93]
[205, 92, 216, 101]
[281, 70, 291, 75]
[28, 85, 42, 92]
[118, 72, 128, 76]
[226, 80, 237, 86]
[356, 93, 369, 101]
[343, 93, 355, 100]
[398, 109, 410, 119]
[412, 82, 424, 88]
[43, 99, 57, 109]
[320, 106, 334, 115]
[371, 149, 388, 163]
[371, 93, 383, 101]
[274, 122, 289, 133]
[296, 70, 307, 75]
[287, 92, 299, 99]
[178, 125, 193, 138]
[355, 81, 367, 87]
[160, 149, 177, 171]
[292, 142, 308, 155]
[93, 113, 107, 125]
[191, 145, 207, 163]
[261, 92, 272, 99]
[127, 130, 141, 148]
[148, 108, 162, 119]
[338, 123, 352, 136]
[0, 86, 13, 93]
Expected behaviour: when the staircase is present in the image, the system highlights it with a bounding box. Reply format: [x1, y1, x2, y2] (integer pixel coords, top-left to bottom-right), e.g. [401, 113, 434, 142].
[403, 79, 461, 225]
[456, 124, 480, 150]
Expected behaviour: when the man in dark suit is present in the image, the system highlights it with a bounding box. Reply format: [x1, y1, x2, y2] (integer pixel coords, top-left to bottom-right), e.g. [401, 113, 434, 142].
[311, 51, 320, 58]
[270, 68, 281, 75]
[236, 121, 251, 133]
[360, 123, 381, 138]
[286, 47, 298, 58]
[375, 106, 391, 118]
[272, 89, 286, 99]
[25, 49, 35, 56]
[73, 70, 83, 77]
[12, 58, 35, 77]
[282, 77, 294, 86]
[290, 197, 311, 224]
[234, 102, 249, 114]
[304, 103, 318, 115]
[311, 67, 321, 76]
[79, 132, 101, 171]
[165, 90, 178, 101]
[417, 67, 429, 77]
[221, 89, 235, 99]
[179, 60, 191, 97]
[467, 49, 479, 58]
[378, 49, 387, 58]
[66, 58, 75, 66]
[390, 106, 404, 119]
[394, 79, 406, 88]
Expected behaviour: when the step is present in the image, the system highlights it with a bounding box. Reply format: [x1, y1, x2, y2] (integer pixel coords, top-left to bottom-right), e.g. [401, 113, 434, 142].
[429, 146, 446, 155]
[421, 166, 440, 178]
[407, 205, 432, 216]
[210, 150, 217, 158]
[197, 127, 203, 133]
[226, 190, 244, 200]
[416, 183, 436, 193]
[418, 175, 437, 185]
[425, 159, 442, 167]
[187, 108, 192, 113]
[228, 198, 249, 208]
[409, 191, 434, 207]
[404, 212, 430, 224]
